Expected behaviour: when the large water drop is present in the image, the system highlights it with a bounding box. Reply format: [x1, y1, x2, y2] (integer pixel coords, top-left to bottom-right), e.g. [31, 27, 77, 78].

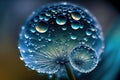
[71, 20, 81, 30]
[56, 14, 67, 25]
[71, 11, 81, 20]
[35, 20, 49, 33]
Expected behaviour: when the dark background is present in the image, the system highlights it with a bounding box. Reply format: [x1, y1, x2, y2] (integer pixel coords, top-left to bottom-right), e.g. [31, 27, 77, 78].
[0, 0, 120, 80]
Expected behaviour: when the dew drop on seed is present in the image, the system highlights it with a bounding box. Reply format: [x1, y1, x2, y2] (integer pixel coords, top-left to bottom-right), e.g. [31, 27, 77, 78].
[71, 11, 81, 20]
[70, 34, 77, 40]
[71, 20, 80, 30]
[35, 20, 49, 33]
[56, 14, 67, 25]
[86, 29, 92, 36]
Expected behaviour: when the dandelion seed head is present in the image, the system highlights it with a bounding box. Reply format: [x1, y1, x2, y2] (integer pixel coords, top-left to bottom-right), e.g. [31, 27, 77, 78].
[18, 3, 104, 74]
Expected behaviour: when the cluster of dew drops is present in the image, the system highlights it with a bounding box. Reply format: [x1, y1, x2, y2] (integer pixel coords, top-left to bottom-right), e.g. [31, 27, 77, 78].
[18, 3, 104, 78]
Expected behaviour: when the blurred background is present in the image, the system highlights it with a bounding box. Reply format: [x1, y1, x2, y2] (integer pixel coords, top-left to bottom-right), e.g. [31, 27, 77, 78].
[0, 0, 120, 80]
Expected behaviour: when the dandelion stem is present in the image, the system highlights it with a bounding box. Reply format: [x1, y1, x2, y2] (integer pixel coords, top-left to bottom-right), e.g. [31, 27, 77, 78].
[65, 64, 76, 80]
[52, 74, 57, 80]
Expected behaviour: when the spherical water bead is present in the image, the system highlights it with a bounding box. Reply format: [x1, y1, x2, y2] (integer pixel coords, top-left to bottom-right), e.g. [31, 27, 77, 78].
[71, 20, 81, 30]
[35, 20, 49, 33]
[83, 37, 88, 41]
[49, 74, 53, 79]
[39, 13, 45, 20]
[24, 33, 29, 39]
[44, 16, 50, 21]
[86, 28, 92, 36]
[46, 11, 52, 16]
[48, 38, 52, 41]
[80, 12, 86, 18]
[69, 45, 98, 73]
[70, 34, 77, 40]
[92, 34, 97, 39]
[62, 26, 67, 31]
[56, 14, 67, 25]
[33, 17, 38, 22]
[71, 11, 81, 20]
[79, 25, 83, 29]
[30, 28, 36, 33]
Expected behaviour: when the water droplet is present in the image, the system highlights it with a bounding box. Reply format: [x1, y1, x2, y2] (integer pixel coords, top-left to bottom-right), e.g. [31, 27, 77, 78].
[79, 25, 83, 29]
[21, 26, 25, 30]
[48, 38, 52, 41]
[41, 45, 46, 48]
[81, 12, 86, 18]
[90, 27, 96, 31]
[86, 19, 91, 23]
[39, 13, 45, 20]
[31, 67, 35, 70]
[49, 75, 53, 79]
[56, 14, 67, 25]
[33, 17, 38, 22]
[68, 10, 72, 13]
[24, 34, 29, 39]
[21, 50, 25, 53]
[52, 9, 56, 13]
[86, 29, 92, 36]
[71, 20, 80, 30]
[44, 16, 50, 21]
[71, 11, 81, 20]
[92, 34, 97, 39]
[46, 11, 51, 16]
[35, 21, 49, 33]
[83, 37, 88, 41]
[38, 38, 42, 41]
[20, 57, 24, 60]
[30, 28, 36, 33]
[24, 40, 27, 44]
[70, 34, 77, 40]
[62, 26, 67, 31]
[18, 46, 20, 49]
[28, 49, 33, 53]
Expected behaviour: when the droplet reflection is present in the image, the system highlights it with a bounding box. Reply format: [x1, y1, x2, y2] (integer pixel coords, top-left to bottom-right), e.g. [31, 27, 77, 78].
[71, 20, 80, 30]
[71, 11, 81, 20]
[35, 21, 49, 33]
[56, 14, 67, 25]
